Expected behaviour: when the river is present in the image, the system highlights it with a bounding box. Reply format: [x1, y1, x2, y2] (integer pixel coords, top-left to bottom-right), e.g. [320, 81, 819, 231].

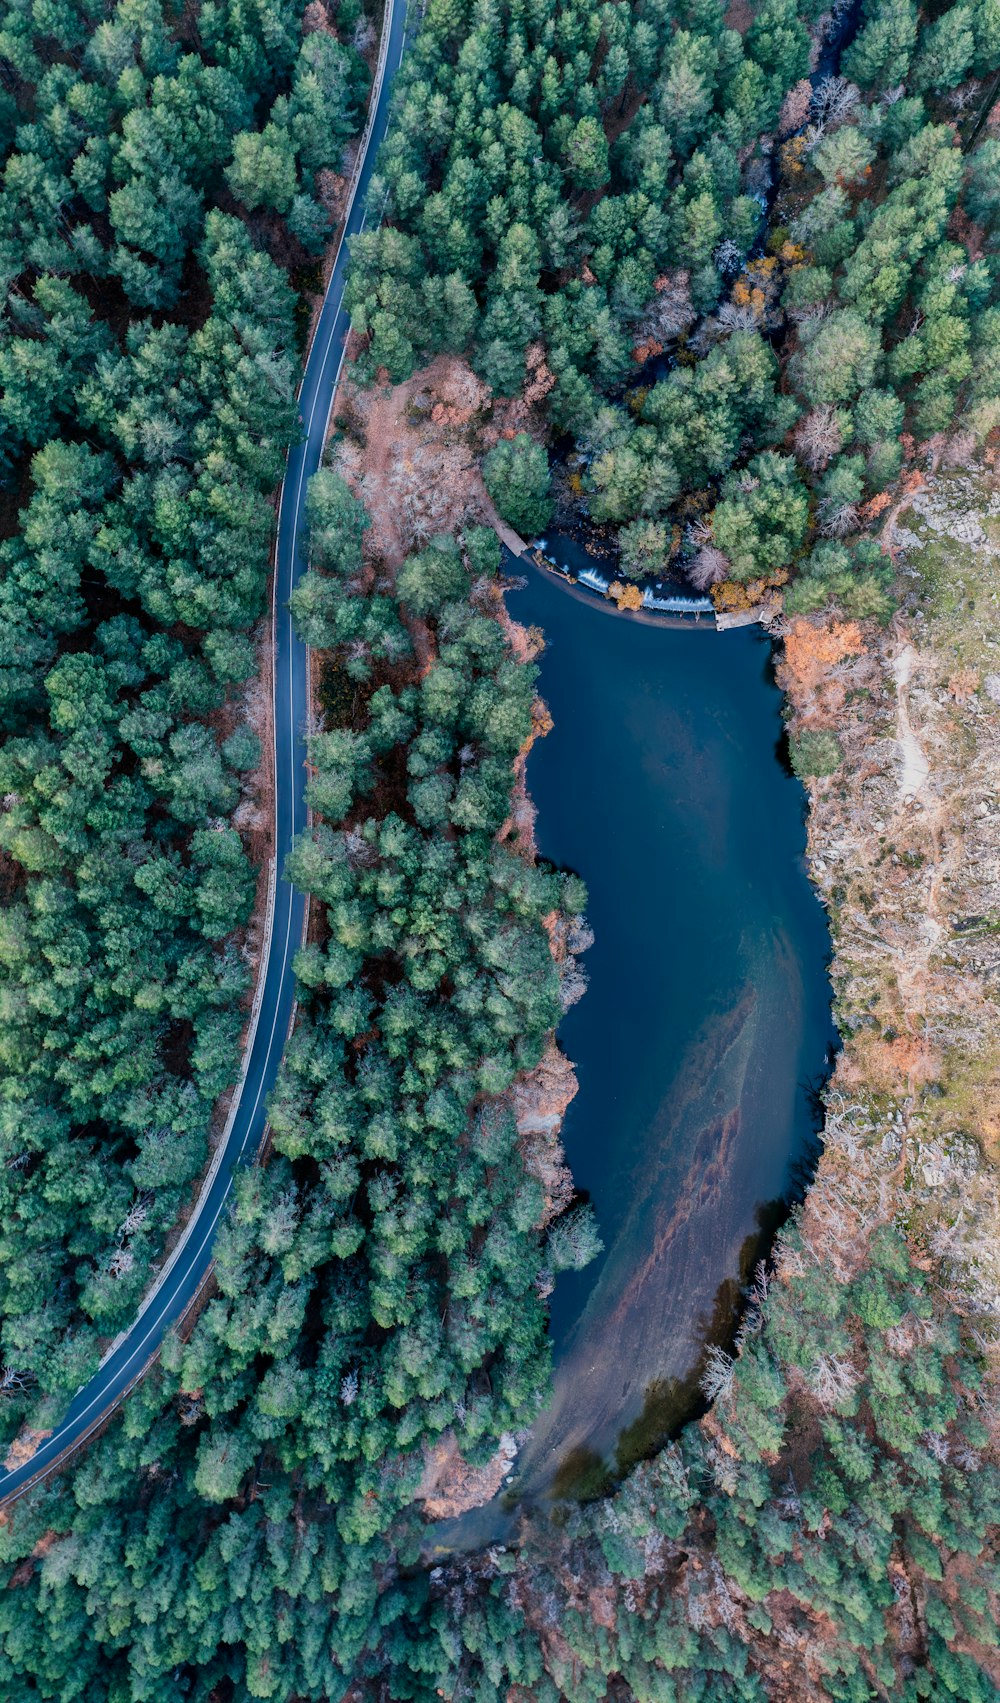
[498, 554, 835, 1504]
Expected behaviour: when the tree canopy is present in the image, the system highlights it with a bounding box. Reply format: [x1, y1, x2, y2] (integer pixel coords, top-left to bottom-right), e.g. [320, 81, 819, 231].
[2, 0, 1000, 1695]
[0, 0, 367, 1421]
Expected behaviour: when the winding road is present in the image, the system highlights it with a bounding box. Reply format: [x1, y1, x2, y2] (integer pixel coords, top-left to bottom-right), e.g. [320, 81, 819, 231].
[0, 0, 409, 1508]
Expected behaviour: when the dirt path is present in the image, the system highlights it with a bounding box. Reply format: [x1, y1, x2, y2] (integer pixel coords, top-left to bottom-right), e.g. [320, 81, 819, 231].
[892, 645, 930, 805]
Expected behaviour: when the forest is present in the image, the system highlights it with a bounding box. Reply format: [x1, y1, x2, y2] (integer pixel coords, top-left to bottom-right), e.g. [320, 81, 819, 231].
[0, 0, 999, 1695]
[0, 0, 368, 1423]
[347, 0, 1000, 615]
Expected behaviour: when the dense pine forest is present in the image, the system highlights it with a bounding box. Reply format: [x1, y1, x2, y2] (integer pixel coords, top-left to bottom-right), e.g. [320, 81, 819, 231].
[348, 0, 1000, 615]
[1, 0, 1000, 1696]
[0, 0, 366, 1423]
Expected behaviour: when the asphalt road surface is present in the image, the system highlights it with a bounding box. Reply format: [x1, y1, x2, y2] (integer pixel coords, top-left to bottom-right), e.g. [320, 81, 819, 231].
[0, 0, 409, 1507]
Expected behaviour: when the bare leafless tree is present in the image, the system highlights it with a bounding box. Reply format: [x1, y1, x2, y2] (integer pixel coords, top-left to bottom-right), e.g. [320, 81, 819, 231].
[795, 404, 843, 472]
[687, 544, 730, 591]
[811, 75, 860, 128]
[108, 1244, 135, 1278]
[714, 238, 743, 275]
[776, 1472, 803, 1520]
[118, 1194, 151, 1241]
[717, 300, 761, 333]
[559, 961, 589, 1010]
[704, 1439, 740, 1495]
[344, 828, 377, 867]
[817, 494, 861, 537]
[0, 1366, 35, 1398]
[639, 270, 696, 344]
[700, 1343, 735, 1403]
[808, 1352, 859, 1410]
[947, 79, 981, 116]
[709, 1558, 740, 1631]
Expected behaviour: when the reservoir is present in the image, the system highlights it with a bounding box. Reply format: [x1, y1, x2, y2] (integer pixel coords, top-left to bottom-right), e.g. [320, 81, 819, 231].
[506, 556, 835, 1499]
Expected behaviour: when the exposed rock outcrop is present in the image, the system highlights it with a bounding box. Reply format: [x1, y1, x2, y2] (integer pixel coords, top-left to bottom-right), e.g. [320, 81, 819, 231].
[778, 467, 1000, 1312]
[416, 1431, 520, 1521]
[513, 1040, 578, 1230]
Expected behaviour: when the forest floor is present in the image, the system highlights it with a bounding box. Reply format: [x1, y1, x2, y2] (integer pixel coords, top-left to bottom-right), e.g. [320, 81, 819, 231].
[326, 352, 535, 569]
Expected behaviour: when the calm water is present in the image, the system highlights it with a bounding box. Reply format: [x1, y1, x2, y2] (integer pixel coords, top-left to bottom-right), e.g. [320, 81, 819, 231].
[504, 556, 835, 1498]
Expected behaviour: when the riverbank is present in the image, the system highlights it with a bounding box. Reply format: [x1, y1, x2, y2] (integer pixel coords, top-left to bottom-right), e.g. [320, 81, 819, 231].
[425, 555, 834, 1548]
[308, 349, 1000, 1561]
[327, 356, 836, 1526]
[780, 466, 1000, 1267]
[422, 463, 1000, 1702]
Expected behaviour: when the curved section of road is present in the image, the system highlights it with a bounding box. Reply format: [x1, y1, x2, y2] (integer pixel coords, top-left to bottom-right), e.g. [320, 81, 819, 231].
[0, 0, 409, 1508]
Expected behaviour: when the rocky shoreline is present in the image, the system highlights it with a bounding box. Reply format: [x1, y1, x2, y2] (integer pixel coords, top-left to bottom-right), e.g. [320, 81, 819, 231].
[777, 465, 1000, 1324]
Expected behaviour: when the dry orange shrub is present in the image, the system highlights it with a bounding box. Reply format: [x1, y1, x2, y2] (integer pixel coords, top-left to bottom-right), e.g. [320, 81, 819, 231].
[859, 490, 892, 523]
[948, 668, 979, 702]
[848, 1033, 941, 1094]
[712, 580, 754, 612]
[781, 617, 865, 696]
[531, 699, 554, 739]
[779, 136, 807, 177]
[710, 568, 788, 612]
[731, 279, 767, 318]
[609, 581, 643, 610]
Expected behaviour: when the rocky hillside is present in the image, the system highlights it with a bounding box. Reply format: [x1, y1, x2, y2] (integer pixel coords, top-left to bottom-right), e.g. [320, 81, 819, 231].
[419, 470, 1000, 1703]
